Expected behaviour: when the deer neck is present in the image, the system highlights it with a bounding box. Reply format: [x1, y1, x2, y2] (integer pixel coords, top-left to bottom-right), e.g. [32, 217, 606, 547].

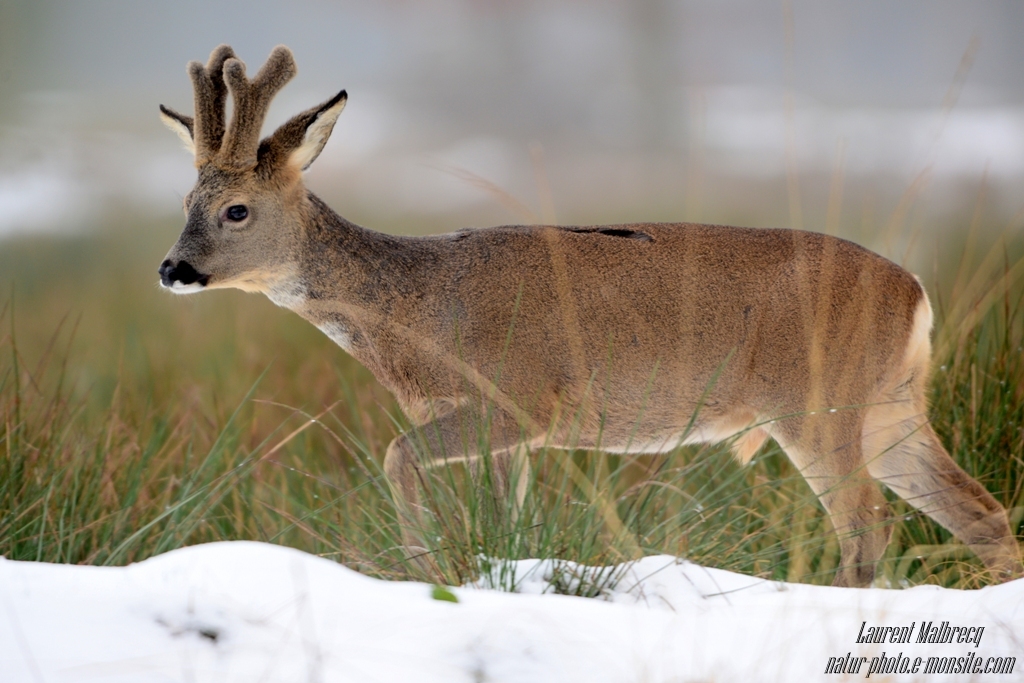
[275, 191, 410, 357]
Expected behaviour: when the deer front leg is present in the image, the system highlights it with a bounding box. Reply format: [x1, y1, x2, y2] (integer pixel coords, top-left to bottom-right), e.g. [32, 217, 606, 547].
[383, 434, 430, 558]
[383, 407, 527, 559]
[468, 448, 532, 524]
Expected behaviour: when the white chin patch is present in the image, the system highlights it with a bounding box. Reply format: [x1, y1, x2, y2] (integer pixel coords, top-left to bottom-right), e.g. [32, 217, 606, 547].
[163, 281, 206, 295]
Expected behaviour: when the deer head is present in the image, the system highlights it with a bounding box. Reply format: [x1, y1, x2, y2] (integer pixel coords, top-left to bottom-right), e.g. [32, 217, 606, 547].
[158, 45, 346, 297]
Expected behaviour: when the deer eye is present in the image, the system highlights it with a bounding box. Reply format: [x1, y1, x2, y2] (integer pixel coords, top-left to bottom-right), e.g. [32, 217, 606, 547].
[225, 204, 248, 222]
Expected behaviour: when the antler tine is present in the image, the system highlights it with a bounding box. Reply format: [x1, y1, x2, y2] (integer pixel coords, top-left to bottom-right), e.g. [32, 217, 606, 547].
[187, 44, 236, 165]
[220, 46, 298, 169]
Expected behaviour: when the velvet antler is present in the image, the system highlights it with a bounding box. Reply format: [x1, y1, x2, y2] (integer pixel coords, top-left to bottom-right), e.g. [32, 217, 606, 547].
[161, 45, 342, 174]
[220, 46, 298, 170]
[186, 45, 236, 166]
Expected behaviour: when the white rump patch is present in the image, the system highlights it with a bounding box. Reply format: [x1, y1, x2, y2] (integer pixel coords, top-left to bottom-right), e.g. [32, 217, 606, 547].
[902, 284, 934, 373]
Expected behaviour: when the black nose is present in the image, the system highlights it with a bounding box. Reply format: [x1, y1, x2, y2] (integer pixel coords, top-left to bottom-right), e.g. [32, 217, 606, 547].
[159, 259, 207, 287]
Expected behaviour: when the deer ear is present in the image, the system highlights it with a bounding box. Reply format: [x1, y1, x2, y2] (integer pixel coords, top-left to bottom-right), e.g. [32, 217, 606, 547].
[288, 90, 347, 171]
[160, 105, 196, 156]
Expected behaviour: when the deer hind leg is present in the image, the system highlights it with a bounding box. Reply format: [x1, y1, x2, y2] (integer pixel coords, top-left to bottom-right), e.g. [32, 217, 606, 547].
[384, 407, 527, 554]
[773, 412, 892, 587]
[863, 401, 1023, 582]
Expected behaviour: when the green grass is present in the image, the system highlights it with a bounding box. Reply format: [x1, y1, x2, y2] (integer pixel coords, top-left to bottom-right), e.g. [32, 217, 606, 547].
[0, 209, 1022, 591]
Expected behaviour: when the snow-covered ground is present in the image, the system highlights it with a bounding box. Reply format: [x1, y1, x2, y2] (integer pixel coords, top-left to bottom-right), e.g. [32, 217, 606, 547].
[1, 541, 1022, 682]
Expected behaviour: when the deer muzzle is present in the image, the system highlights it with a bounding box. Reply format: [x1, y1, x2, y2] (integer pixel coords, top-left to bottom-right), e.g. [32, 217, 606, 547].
[159, 259, 210, 293]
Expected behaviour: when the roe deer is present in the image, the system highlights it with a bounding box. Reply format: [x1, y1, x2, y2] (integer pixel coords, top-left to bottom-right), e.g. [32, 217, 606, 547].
[158, 45, 1021, 587]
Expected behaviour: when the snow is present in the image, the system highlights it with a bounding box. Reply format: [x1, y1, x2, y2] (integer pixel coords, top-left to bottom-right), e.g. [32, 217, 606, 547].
[1, 541, 1022, 682]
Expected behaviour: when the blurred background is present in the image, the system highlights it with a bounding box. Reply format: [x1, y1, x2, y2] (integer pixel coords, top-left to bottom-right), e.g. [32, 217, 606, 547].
[1, 0, 1023, 245]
